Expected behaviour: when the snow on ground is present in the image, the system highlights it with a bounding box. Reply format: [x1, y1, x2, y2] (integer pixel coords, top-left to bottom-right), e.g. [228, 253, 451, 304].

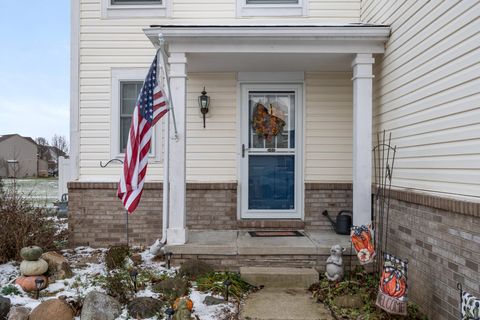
[0, 246, 239, 319]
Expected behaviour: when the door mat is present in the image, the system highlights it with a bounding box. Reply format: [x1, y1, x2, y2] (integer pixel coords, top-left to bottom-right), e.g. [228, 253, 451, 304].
[248, 231, 304, 237]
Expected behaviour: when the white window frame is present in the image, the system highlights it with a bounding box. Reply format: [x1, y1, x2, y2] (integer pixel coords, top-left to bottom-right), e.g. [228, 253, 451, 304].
[236, 0, 307, 17]
[111, 68, 163, 162]
[101, 0, 170, 18]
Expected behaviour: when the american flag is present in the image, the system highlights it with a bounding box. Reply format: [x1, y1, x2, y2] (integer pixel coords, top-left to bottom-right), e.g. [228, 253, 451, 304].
[117, 55, 168, 213]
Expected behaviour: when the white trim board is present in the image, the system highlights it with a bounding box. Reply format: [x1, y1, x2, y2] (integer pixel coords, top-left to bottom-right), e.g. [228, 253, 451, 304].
[69, 0, 80, 181]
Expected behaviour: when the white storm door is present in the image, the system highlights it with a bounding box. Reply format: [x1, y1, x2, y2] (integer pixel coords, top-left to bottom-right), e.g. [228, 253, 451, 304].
[240, 84, 303, 219]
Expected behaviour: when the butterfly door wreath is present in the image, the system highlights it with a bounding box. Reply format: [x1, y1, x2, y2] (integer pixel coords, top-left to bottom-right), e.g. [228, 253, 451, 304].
[252, 103, 286, 141]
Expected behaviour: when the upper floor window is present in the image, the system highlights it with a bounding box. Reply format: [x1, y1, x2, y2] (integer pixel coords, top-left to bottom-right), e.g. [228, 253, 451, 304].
[237, 0, 306, 17]
[111, 0, 162, 4]
[101, 0, 168, 18]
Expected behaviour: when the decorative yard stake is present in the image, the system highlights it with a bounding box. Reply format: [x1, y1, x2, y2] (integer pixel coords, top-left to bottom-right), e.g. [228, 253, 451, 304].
[130, 269, 138, 293]
[376, 253, 408, 315]
[34, 277, 45, 299]
[458, 283, 480, 320]
[372, 131, 397, 273]
[165, 307, 175, 320]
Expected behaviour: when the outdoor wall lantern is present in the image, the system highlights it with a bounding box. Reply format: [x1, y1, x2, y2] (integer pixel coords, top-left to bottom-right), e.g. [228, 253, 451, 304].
[198, 86, 210, 128]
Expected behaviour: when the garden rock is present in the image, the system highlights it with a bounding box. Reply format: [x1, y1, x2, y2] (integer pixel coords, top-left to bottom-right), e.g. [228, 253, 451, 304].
[14, 276, 48, 292]
[179, 259, 213, 278]
[41, 252, 73, 279]
[128, 297, 164, 319]
[7, 306, 30, 320]
[0, 296, 11, 320]
[333, 294, 363, 309]
[203, 296, 224, 306]
[29, 299, 74, 320]
[153, 278, 188, 300]
[81, 291, 122, 320]
[20, 246, 43, 261]
[19, 259, 48, 276]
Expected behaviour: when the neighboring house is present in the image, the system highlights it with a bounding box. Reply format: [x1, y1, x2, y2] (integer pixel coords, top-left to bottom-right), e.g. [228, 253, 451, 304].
[0, 134, 38, 178]
[69, 1, 479, 318]
[45, 146, 67, 175]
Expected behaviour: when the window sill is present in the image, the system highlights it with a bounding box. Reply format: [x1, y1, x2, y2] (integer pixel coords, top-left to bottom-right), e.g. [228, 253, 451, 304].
[238, 4, 306, 17]
[101, 1, 169, 18]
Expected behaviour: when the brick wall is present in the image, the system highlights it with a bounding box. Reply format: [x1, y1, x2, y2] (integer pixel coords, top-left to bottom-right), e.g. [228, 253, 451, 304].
[304, 183, 353, 231]
[68, 182, 238, 247]
[385, 191, 480, 320]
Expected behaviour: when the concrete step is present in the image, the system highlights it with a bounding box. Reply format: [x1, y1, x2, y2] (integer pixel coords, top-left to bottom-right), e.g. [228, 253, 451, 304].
[240, 267, 319, 288]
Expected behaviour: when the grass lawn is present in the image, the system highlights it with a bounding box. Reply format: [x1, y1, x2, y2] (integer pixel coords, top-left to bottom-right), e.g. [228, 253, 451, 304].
[2, 178, 58, 207]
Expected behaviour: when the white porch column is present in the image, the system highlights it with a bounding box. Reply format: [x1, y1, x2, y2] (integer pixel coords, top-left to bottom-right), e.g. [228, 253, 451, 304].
[352, 53, 374, 226]
[167, 52, 188, 245]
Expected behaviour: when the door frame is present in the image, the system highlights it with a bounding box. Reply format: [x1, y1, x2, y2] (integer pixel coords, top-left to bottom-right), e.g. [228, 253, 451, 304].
[238, 82, 304, 219]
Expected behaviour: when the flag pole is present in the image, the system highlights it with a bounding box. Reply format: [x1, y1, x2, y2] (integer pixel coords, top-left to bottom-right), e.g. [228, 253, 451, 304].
[158, 35, 179, 140]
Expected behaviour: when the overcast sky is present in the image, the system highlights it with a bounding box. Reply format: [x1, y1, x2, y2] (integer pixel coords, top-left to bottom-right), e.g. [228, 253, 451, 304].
[0, 1, 70, 143]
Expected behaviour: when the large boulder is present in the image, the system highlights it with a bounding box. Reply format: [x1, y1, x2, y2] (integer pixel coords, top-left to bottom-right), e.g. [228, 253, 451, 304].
[128, 297, 165, 319]
[29, 299, 74, 320]
[7, 306, 30, 320]
[152, 278, 188, 300]
[0, 296, 11, 320]
[19, 259, 48, 276]
[15, 276, 48, 292]
[81, 291, 122, 320]
[41, 252, 73, 280]
[179, 259, 213, 279]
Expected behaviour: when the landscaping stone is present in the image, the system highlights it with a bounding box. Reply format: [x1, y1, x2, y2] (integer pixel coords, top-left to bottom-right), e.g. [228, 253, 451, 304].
[41, 252, 73, 280]
[0, 296, 11, 320]
[20, 246, 43, 261]
[19, 259, 48, 276]
[29, 299, 74, 320]
[179, 259, 213, 278]
[128, 297, 164, 319]
[203, 296, 224, 306]
[81, 291, 122, 320]
[333, 294, 363, 309]
[152, 278, 188, 300]
[14, 276, 48, 292]
[7, 306, 30, 320]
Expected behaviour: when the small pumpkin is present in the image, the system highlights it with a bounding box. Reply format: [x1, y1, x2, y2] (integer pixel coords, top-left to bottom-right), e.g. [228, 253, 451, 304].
[20, 259, 49, 276]
[15, 275, 48, 292]
[173, 297, 193, 311]
[20, 246, 44, 261]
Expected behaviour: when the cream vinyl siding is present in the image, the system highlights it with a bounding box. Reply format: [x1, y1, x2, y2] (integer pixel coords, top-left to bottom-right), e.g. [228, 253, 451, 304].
[305, 72, 353, 182]
[186, 73, 237, 182]
[361, 0, 480, 199]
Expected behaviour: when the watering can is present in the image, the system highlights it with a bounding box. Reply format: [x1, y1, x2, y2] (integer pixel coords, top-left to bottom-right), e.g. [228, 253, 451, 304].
[322, 210, 352, 235]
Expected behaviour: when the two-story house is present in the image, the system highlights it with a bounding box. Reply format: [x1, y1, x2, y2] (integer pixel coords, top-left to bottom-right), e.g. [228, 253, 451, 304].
[68, 1, 480, 318]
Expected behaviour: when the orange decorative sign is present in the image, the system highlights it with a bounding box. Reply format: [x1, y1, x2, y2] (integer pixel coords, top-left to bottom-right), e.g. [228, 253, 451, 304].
[350, 224, 375, 265]
[376, 253, 408, 316]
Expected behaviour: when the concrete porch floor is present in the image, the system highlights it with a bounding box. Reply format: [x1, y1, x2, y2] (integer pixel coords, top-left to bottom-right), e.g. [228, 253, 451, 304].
[164, 230, 352, 256]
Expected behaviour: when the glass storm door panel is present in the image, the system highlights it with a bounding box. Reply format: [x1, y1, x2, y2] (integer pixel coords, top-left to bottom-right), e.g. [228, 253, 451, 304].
[241, 86, 302, 219]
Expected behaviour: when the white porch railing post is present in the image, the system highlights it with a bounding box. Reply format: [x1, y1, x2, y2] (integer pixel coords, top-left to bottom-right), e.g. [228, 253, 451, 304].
[167, 52, 188, 245]
[351, 53, 375, 226]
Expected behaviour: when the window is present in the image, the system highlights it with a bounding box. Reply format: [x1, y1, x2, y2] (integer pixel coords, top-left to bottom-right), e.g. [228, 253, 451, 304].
[111, 0, 161, 4]
[111, 69, 162, 161]
[101, 0, 168, 18]
[237, 0, 306, 17]
[119, 81, 143, 152]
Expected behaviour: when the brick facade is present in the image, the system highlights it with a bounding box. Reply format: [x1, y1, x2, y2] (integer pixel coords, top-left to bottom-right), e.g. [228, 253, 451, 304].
[384, 192, 480, 320]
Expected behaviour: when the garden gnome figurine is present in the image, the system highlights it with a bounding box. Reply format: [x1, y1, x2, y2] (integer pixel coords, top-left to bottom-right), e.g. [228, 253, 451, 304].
[325, 244, 345, 282]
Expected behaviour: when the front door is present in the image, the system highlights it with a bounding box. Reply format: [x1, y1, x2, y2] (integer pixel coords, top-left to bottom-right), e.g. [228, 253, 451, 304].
[240, 84, 303, 219]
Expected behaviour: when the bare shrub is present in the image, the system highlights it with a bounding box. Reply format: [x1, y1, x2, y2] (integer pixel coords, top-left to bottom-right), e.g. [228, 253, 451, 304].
[0, 181, 69, 263]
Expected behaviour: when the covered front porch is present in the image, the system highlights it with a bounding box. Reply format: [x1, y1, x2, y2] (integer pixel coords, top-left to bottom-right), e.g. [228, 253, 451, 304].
[165, 229, 351, 271]
[143, 24, 390, 247]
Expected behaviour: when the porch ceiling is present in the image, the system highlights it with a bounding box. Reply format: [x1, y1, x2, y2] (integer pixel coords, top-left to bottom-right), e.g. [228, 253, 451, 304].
[187, 52, 354, 72]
